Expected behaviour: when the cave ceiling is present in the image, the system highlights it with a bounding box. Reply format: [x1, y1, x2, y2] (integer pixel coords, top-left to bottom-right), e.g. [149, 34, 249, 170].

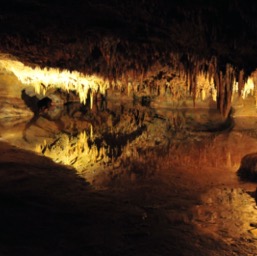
[0, 0, 257, 79]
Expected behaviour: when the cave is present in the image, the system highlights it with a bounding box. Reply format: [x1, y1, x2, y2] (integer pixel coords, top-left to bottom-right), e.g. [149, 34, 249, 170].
[1, 0, 257, 255]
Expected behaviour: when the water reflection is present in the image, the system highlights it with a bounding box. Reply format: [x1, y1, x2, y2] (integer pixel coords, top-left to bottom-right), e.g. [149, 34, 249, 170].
[19, 92, 159, 173]
[36, 132, 105, 171]
[1, 90, 237, 179]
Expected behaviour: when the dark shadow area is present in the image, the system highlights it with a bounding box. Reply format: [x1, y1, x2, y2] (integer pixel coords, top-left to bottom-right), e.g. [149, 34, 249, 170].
[37, 97, 52, 113]
[21, 89, 38, 114]
[0, 141, 223, 256]
[21, 89, 42, 141]
[246, 190, 256, 200]
[192, 109, 235, 133]
[86, 124, 147, 161]
[21, 89, 53, 115]
[21, 90, 65, 142]
[237, 153, 257, 182]
[0, 142, 99, 256]
[102, 125, 147, 159]
[64, 102, 88, 117]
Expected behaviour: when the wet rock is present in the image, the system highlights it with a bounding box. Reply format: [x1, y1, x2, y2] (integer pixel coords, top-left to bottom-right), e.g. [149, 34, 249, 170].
[237, 153, 257, 181]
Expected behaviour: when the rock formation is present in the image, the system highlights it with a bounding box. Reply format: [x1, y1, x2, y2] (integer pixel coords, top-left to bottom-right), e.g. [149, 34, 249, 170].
[1, 0, 257, 118]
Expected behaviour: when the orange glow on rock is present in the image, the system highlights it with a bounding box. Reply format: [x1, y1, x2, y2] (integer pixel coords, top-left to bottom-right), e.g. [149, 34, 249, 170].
[0, 54, 109, 106]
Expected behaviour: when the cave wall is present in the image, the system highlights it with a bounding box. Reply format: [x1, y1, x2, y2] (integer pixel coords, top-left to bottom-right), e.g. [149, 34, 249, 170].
[1, 0, 257, 117]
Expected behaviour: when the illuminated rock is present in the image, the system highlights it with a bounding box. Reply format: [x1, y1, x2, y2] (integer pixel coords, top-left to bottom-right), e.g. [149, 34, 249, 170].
[0, 54, 109, 105]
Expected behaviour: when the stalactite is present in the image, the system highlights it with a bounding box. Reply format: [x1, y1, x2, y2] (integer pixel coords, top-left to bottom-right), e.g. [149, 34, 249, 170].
[192, 62, 199, 106]
[90, 124, 93, 139]
[208, 60, 215, 83]
[90, 90, 94, 109]
[127, 82, 132, 96]
[223, 64, 234, 118]
[140, 72, 144, 88]
[214, 71, 221, 112]
[188, 69, 192, 95]
[219, 72, 224, 115]
[108, 75, 113, 90]
[159, 80, 166, 96]
[215, 64, 235, 118]
[238, 69, 244, 97]
[253, 71, 257, 107]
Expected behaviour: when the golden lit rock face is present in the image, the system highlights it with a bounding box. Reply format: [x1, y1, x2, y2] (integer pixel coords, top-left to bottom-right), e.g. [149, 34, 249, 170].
[1, 3, 257, 254]
[34, 131, 106, 172]
[1, 53, 257, 118]
[0, 54, 109, 104]
[1, 0, 257, 116]
[0, 54, 216, 105]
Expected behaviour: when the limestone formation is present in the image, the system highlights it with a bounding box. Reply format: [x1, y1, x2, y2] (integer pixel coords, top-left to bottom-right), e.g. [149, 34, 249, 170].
[1, 1, 257, 118]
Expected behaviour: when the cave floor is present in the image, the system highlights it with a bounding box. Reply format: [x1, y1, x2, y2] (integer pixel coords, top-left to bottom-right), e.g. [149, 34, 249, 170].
[1, 112, 257, 255]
